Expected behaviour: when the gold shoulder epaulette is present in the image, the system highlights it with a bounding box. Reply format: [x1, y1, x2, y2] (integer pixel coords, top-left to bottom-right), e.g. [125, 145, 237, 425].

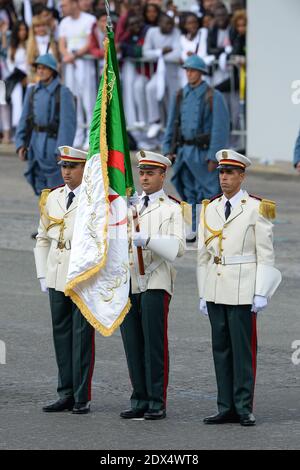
[259, 199, 276, 220]
[168, 195, 192, 225]
[39, 188, 51, 215]
[180, 201, 192, 225]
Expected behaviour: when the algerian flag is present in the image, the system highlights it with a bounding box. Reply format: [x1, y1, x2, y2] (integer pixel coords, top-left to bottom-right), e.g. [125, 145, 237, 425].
[65, 30, 135, 336]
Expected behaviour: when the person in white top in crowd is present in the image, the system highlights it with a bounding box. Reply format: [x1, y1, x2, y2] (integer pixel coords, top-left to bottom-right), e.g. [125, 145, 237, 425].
[0, 15, 11, 143]
[143, 13, 181, 140]
[179, 12, 214, 87]
[26, 16, 59, 83]
[207, 3, 233, 89]
[35, 4, 60, 41]
[23, 0, 59, 30]
[207, 3, 242, 149]
[5, 20, 28, 129]
[59, 0, 96, 150]
[88, 9, 107, 77]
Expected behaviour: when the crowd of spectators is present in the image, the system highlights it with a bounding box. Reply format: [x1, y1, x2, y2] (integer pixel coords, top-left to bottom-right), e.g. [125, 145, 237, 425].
[0, 0, 247, 149]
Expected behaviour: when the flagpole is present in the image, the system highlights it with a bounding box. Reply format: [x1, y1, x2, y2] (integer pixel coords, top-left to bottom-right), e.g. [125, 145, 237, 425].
[132, 208, 145, 276]
[104, 0, 145, 278]
[105, 0, 113, 31]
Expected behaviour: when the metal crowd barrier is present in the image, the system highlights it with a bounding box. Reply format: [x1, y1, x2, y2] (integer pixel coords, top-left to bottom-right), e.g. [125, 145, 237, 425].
[124, 56, 246, 147]
[59, 53, 247, 146]
[210, 57, 247, 150]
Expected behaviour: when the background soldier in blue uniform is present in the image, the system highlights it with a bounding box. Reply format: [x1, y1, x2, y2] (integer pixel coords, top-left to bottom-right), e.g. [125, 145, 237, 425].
[15, 53, 76, 197]
[162, 55, 230, 241]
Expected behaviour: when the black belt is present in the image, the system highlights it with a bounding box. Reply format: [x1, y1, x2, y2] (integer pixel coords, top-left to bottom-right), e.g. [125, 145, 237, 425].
[182, 139, 200, 145]
[33, 125, 58, 137]
[179, 134, 210, 150]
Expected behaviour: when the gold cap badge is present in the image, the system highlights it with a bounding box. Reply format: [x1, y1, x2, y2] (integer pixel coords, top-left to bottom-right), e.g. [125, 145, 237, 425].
[140, 150, 146, 158]
[222, 151, 228, 158]
[63, 147, 69, 155]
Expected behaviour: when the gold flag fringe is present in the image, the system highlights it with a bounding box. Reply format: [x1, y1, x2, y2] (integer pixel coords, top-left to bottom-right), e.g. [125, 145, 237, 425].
[65, 37, 110, 294]
[65, 37, 130, 335]
[70, 289, 131, 337]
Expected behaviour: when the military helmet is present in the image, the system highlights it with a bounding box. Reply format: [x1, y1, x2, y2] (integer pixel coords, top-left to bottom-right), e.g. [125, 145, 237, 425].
[182, 55, 208, 74]
[33, 53, 58, 74]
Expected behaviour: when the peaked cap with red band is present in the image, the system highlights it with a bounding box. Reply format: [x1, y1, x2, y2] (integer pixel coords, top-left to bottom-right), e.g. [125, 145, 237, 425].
[57, 146, 88, 166]
[216, 149, 251, 170]
[136, 150, 172, 170]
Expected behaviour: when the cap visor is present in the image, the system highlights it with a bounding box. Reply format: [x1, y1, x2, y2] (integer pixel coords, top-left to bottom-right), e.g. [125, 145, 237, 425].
[58, 161, 79, 167]
[217, 164, 245, 170]
[138, 164, 166, 170]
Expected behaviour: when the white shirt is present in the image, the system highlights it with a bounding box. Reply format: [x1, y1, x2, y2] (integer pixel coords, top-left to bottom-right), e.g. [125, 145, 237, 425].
[7, 46, 27, 74]
[217, 27, 231, 49]
[140, 189, 165, 206]
[222, 189, 245, 213]
[143, 27, 181, 63]
[36, 34, 51, 56]
[180, 29, 208, 62]
[65, 184, 81, 208]
[58, 12, 96, 52]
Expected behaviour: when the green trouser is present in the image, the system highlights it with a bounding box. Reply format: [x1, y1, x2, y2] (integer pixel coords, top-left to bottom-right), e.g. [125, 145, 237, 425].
[120, 289, 171, 412]
[207, 302, 257, 416]
[49, 288, 95, 403]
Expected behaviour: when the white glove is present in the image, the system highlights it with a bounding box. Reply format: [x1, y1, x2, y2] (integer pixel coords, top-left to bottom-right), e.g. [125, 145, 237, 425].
[218, 52, 227, 71]
[199, 298, 208, 316]
[39, 278, 48, 293]
[0, 80, 7, 105]
[252, 295, 268, 313]
[225, 45, 233, 55]
[128, 191, 140, 207]
[133, 231, 149, 248]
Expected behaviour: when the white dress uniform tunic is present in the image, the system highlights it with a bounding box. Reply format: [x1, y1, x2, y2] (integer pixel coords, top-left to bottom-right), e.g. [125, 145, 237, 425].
[34, 146, 95, 412]
[120, 151, 185, 419]
[197, 149, 281, 424]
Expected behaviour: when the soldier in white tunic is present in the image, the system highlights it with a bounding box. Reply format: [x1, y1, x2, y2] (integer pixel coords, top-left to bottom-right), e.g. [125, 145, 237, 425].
[197, 149, 282, 426]
[120, 151, 185, 420]
[34, 146, 95, 414]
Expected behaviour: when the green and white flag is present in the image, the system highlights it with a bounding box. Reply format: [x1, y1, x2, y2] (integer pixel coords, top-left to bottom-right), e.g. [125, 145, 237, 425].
[65, 30, 135, 336]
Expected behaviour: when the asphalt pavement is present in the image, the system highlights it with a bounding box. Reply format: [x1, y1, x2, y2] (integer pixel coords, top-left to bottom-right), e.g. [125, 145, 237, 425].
[0, 150, 300, 450]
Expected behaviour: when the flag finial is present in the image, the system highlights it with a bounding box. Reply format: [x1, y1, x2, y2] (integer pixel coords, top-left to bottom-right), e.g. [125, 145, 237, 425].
[105, 0, 113, 31]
